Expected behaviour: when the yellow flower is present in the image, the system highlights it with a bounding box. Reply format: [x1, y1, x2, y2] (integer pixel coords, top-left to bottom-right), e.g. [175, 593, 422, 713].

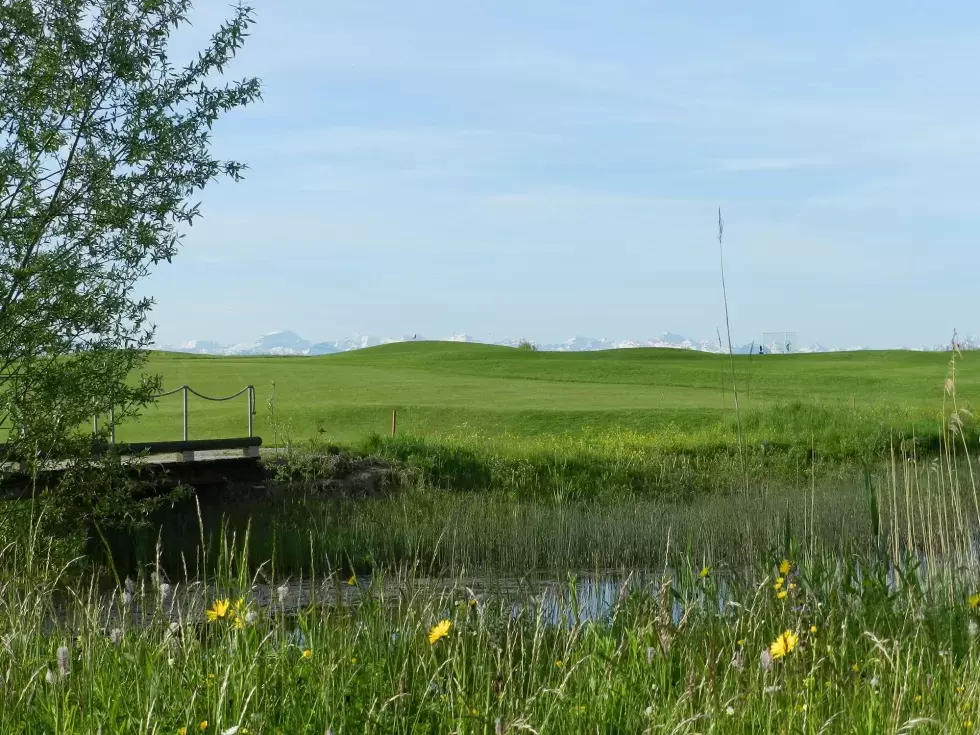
[769, 630, 798, 659]
[777, 590, 788, 600]
[736, 639, 745, 647]
[779, 559, 792, 575]
[178, 729, 187, 735]
[970, 593, 980, 609]
[774, 577, 784, 590]
[851, 663, 860, 673]
[428, 619, 452, 645]
[468, 598, 478, 608]
[302, 648, 312, 659]
[555, 659, 564, 668]
[199, 722, 208, 732]
[206, 599, 231, 622]
[471, 708, 478, 716]
[809, 625, 817, 634]
[915, 695, 922, 703]
[350, 657, 358, 664]
[347, 575, 357, 586]
[699, 566, 711, 579]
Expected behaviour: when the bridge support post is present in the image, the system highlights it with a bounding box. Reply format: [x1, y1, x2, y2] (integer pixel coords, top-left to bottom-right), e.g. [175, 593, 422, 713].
[243, 445, 260, 458]
[182, 449, 195, 462]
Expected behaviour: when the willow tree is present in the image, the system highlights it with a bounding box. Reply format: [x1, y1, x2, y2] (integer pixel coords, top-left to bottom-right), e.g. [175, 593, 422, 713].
[0, 1, 260, 536]
[0, 0, 260, 464]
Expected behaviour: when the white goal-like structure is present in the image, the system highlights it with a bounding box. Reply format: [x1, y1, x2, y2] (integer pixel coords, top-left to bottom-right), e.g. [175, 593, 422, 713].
[761, 332, 798, 354]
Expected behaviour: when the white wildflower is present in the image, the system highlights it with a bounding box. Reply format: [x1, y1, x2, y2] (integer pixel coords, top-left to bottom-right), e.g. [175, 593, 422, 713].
[245, 610, 259, 625]
[159, 583, 173, 606]
[760, 648, 773, 672]
[109, 628, 124, 646]
[221, 727, 240, 735]
[970, 620, 979, 637]
[276, 583, 289, 605]
[725, 705, 735, 716]
[730, 649, 744, 672]
[57, 646, 70, 678]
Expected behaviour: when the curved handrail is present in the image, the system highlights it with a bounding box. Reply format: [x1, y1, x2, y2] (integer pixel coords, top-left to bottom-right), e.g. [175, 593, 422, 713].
[97, 384, 257, 443]
[153, 385, 253, 402]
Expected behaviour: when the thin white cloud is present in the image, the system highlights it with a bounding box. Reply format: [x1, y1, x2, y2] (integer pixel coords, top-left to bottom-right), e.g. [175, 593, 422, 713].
[716, 157, 831, 173]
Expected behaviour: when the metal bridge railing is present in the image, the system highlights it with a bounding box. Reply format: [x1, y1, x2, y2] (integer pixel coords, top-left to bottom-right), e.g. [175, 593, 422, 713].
[95, 385, 256, 446]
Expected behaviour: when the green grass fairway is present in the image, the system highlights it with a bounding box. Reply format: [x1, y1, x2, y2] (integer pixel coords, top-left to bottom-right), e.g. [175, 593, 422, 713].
[120, 342, 977, 448]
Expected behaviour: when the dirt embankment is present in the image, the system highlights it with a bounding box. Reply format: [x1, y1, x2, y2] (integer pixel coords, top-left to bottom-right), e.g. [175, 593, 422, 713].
[224, 450, 411, 501]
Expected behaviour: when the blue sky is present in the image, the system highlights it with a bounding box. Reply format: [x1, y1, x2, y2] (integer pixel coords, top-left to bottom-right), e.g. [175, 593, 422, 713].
[145, 1, 980, 348]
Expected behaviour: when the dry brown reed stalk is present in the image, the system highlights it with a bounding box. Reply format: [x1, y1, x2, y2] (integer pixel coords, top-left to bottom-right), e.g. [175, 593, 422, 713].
[716, 208, 746, 493]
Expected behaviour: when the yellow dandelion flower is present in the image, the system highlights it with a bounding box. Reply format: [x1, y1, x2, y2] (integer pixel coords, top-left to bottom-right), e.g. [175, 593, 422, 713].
[777, 590, 788, 600]
[555, 659, 564, 668]
[789, 582, 797, 591]
[769, 630, 798, 659]
[915, 695, 922, 702]
[736, 638, 745, 647]
[205, 599, 231, 622]
[774, 577, 784, 590]
[809, 625, 817, 634]
[851, 663, 860, 673]
[178, 729, 187, 735]
[779, 559, 792, 575]
[699, 566, 711, 579]
[428, 619, 452, 645]
[347, 575, 357, 586]
[350, 657, 357, 664]
[199, 722, 208, 731]
[471, 708, 478, 716]
[302, 648, 312, 659]
[469, 598, 478, 608]
[971, 593, 980, 609]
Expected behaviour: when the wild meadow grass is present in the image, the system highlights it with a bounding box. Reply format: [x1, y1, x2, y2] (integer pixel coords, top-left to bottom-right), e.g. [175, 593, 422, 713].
[7, 527, 980, 733]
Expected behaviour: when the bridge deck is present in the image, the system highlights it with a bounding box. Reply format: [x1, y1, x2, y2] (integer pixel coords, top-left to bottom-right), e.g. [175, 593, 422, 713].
[0, 437, 267, 500]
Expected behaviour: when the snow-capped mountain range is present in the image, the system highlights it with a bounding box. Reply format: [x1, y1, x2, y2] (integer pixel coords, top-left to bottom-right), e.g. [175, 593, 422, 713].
[155, 330, 976, 356]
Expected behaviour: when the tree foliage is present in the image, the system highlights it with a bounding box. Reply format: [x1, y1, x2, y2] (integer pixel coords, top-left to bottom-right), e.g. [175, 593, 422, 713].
[0, 0, 260, 521]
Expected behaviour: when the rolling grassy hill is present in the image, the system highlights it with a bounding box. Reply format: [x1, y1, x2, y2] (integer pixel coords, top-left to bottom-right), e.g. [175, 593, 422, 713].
[123, 342, 976, 449]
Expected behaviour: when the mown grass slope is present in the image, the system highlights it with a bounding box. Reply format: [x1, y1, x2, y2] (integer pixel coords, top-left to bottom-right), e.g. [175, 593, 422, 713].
[125, 342, 976, 450]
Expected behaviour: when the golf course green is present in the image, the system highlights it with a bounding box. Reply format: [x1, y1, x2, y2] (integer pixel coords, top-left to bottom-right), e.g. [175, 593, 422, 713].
[127, 342, 974, 450]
